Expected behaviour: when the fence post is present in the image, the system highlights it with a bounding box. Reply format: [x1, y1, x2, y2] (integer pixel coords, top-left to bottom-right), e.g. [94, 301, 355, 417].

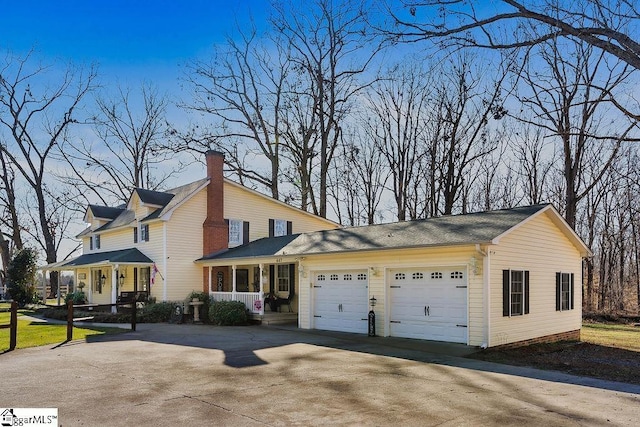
[131, 298, 137, 332]
[9, 300, 17, 351]
[66, 299, 73, 341]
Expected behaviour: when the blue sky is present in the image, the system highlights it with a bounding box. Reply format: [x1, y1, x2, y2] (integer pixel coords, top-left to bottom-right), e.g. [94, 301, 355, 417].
[1, 1, 270, 86]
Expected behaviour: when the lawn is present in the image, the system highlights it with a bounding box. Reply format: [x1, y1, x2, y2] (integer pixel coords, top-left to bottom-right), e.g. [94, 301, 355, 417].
[581, 322, 640, 351]
[0, 309, 126, 352]
[469, 321, 640, 385]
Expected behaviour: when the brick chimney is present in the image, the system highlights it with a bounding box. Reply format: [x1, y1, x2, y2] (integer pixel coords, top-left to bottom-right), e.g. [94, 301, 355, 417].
[203, 150, 228, 256]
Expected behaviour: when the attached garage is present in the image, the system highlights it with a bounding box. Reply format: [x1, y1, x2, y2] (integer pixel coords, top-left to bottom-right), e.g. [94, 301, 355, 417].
[200, 204, 591, 348]
[388, 267, 468, 343]
[312, 270, 369, 334]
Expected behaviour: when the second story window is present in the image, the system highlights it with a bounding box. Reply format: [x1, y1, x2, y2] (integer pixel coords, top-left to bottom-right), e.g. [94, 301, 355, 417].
[228, 219, 242, 247]
[140, 224, 149, 242]
[90, 235, 101, 250]
[269, 219, 292, 237]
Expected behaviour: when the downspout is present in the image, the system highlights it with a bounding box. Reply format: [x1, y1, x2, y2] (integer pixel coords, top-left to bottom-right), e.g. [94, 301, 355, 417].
[476, 244, 490, 349]
[163, 222, 168, 301]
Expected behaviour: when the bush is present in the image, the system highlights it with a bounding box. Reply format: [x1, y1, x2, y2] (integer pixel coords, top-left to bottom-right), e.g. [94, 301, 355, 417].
[65, 291, 86, 305]
[139, 302, 175, 323]
[208, 300, 248, 326]
[6, 248, 39, 306]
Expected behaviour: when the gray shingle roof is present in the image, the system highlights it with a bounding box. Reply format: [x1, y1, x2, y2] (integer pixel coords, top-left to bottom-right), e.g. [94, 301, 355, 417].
[142, 178, 209, 221]
[90, 178, 209, 232]
[89, 205, 125, 220]
[135, 188, 175, 207]
[200, 204, 550, 261]
[60, 248, 154, 267]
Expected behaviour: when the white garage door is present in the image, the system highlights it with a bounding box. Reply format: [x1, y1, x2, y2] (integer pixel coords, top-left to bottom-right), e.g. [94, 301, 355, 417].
[313, 270, 369, 334]
[389, 267, 467, 343]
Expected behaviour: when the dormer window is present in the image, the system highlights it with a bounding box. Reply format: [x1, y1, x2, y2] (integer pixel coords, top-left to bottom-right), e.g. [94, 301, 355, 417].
[269, 219, 292, 237]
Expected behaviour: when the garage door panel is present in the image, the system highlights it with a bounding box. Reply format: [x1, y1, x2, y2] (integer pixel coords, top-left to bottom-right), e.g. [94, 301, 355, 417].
[313, 271, 368, 334]
[389, 267, 467, 343]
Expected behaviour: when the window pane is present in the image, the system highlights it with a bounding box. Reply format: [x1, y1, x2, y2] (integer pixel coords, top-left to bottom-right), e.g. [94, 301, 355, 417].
[277, 264, 290, 293]
[510, 270, 524, 316]
[274, 219, 287, 237]
[228, 220, 241, 246]
[561, 273, 570, 310]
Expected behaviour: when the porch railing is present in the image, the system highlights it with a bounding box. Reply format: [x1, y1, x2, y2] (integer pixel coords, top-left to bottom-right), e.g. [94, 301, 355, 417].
[210, 291, 264, 315]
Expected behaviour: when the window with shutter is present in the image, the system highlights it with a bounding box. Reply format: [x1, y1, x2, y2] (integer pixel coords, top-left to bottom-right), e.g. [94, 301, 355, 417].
[503, 269, 530, 316]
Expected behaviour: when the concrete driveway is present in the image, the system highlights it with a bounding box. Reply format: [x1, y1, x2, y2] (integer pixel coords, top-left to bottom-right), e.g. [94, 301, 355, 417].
[1, 323, 639, 426]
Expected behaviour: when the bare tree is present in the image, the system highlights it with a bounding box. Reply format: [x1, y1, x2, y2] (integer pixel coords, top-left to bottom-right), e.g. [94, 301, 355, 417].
[58, 84, 176, 206]
[364, 61, 431, 221]
[389, 1, 640, 72]
[273, 0, 382, 217]
[515, 38, 636, 227]
[430, 52, 511, 215]
[0, 51, 96, 295]
[181, 27, 289, 199]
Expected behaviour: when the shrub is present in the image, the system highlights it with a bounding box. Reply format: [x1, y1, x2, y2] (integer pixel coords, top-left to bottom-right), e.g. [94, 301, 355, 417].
[139, 302, 175, 323]
[65, 291, 86, 305]
[208, 300, 248, 326]
[6, 248, 39, 306]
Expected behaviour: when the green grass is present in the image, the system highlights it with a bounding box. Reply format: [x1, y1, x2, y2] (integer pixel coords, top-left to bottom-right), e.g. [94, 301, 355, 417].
[0, 310, 126, 352]
[581, 322, 640, 352]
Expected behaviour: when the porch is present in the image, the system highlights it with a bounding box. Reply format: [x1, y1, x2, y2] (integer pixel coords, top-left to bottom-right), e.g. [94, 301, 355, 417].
[205, 260, 299, 317]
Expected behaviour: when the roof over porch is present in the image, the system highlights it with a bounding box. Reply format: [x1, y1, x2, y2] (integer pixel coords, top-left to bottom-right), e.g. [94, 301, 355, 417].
[41, 248, 154, 270]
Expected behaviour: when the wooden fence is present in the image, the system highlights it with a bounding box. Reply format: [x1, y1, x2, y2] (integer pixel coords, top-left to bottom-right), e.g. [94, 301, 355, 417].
[0, 300, 18, 351]
[46, 299, 140, 341]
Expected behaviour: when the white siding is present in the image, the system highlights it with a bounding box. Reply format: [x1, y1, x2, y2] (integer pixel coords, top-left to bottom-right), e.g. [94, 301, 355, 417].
[164, 189, 207, 301]
[298, 246, 483, 346]
[223, 182, 338, 240]
[489, 211, 583, 346]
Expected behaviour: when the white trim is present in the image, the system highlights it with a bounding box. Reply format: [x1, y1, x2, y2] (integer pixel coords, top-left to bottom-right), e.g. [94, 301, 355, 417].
[492, 205, 591, 257]
[159, 179, 210, 221]
[484, 247, 491, 348]
[162, 222, 168, 301]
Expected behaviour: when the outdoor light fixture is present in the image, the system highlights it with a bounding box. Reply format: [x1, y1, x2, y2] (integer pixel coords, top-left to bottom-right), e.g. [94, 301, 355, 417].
[119, 273, 125, 286]
[369, 296, 377, 308]
[101, 274, 106, 285]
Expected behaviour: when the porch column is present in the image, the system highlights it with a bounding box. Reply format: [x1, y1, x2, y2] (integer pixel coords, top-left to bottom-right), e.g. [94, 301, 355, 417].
[259, 263, 265, 315]
[232, 265, 237, 300]
[55, 271, 61, 306]
[208, 267, 212, 295]
[87, 270, 93, 304]
[111, 266, 117, 314]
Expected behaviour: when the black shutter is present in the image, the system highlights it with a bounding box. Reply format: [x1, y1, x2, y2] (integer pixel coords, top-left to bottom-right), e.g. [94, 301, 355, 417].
[289, 263, 295, 298]
[134, 227, 138, 243]
[269, 219, 274, 237]
[144, 224, 150, 241]
[556, 272, 561, 311]
[570, 273, 575, 310]
[287, 221, 293, 235]
[502, 270, 510, 317]
[243, 221, 250, 244]
[524, 270, 530, 315]
[90, 236, 94, 250]
[269, 265, 275, 294]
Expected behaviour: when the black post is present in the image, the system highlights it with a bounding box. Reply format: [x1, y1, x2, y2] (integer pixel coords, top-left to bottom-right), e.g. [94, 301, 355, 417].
[131, 297, 137, 332]
[9, 300, 17, 351]
[67, 299, 74, 341]
[368, 310, 376, 337]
